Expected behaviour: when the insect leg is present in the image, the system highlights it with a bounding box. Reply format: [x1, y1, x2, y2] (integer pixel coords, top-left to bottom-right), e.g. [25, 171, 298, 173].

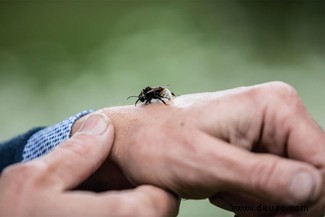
[134, 99, 140, 107]
[127, 95, 138, 100]
[157, 98, 167, 105]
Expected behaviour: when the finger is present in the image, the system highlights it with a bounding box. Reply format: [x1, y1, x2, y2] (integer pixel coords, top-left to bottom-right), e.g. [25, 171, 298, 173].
[46, 185, 179, 217]
[30, 112, 114, 190]
[285, 97, 325, 167]
[259, 82, 325, 168]
[118, 185, 180, 217]
[195, 82, 325, 168]
[190, 132, 322, 205]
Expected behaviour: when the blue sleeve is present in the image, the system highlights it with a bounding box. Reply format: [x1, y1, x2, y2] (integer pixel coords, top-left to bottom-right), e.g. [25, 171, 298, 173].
[0, 127, 44, 172]
[0, 110, 93, 172]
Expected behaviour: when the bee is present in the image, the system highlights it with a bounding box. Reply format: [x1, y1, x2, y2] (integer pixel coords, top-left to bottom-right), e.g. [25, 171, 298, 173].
[127, 86, 176, 106]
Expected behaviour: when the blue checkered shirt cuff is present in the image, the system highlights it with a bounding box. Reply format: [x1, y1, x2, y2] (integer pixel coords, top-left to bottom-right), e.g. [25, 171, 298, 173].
[22, 110, 93, 162]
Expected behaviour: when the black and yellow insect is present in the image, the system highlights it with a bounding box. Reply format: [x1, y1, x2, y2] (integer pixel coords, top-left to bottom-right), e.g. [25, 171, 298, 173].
[127, 86, 175, 106]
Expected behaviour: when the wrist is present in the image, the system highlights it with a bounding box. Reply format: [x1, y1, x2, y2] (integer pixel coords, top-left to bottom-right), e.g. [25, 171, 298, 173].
[72, 107, 137, 190]
[70, 107, 132, 168]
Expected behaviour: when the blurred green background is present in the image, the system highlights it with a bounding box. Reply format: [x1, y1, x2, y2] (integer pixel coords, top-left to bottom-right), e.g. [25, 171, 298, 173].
[0, 1, 324, 216]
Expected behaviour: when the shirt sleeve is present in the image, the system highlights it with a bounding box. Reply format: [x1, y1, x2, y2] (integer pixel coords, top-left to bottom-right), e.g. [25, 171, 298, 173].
[0, 110, 93, 172]
[0, 127, 44, 172]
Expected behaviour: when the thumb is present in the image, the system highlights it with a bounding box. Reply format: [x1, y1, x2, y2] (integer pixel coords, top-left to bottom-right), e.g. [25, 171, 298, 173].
[35, 112, 114, 190]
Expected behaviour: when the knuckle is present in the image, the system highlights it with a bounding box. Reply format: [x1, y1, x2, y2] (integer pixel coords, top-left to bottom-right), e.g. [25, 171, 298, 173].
[121, 189, 162, 217]
[271, 81, 298, 98]
[250, 156, 279, 192]
[102, 188, 177, 217]
[264, 81, 299, 103]
[1, 162, 48, 193]
[1, 164, 22, 182]
[2, 162, 45, 181]
[120, 197, 148, 216]
[136, 186, 176, 217]
[136, 203, 159, 217]
[258, 82, 303, 122]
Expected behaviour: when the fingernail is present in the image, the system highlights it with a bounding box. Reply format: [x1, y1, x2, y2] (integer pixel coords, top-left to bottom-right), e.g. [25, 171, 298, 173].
[289, 172, 315, 203]
[78, 113, 109, 135]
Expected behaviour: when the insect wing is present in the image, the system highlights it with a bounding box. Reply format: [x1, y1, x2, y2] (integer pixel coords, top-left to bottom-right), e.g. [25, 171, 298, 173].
[145, 86, 162, 94]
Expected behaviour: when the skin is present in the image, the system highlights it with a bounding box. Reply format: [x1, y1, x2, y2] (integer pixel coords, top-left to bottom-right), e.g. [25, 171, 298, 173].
[0, 113, 179, 217]
[72, 81, 325, 217]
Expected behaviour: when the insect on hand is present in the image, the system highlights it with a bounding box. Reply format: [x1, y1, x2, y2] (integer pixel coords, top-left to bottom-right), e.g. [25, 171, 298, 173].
[127, 86, 176, 106]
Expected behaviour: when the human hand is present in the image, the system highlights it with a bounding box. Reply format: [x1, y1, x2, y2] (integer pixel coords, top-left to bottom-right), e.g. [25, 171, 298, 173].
[0, 113, 179, 217]
[72, 81, 325, 216]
